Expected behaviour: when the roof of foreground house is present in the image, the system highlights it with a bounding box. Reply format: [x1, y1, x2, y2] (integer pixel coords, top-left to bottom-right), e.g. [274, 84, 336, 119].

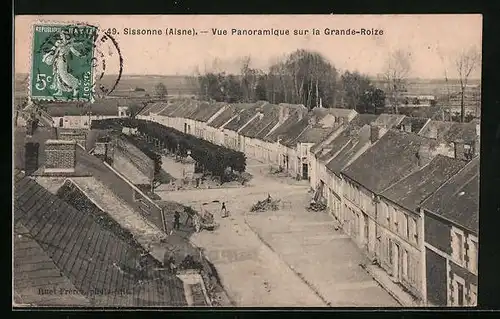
[381, 155, 467, 212]
[421, 156, 479, 233]
[341, 129, 433, 193]
[13, 169, 187, 307]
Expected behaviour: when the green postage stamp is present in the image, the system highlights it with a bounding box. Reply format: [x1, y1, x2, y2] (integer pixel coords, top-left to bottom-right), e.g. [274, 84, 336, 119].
[30, 23, 98, 102]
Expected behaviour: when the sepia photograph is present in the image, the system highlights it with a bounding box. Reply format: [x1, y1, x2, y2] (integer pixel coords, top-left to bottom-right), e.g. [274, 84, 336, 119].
[13, 14, 481, 308]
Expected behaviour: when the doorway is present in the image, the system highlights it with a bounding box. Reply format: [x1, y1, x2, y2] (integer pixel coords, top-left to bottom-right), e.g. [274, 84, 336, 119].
[302, 163, 309, 180]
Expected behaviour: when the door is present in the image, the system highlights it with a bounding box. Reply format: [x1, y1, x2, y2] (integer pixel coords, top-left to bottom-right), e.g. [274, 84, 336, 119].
[302, 163, 309, 180]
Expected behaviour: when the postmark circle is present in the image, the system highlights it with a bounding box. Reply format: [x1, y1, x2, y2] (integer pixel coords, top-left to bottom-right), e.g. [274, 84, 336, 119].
[32, 22, 123, 102]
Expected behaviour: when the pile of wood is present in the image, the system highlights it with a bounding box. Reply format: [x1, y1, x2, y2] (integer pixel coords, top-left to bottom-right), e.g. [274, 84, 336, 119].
[308, 201, 327, 212]
[251, 196, 281, 212]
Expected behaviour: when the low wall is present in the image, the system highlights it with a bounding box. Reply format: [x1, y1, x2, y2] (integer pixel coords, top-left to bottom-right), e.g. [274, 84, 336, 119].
[102, 161, 167, 233]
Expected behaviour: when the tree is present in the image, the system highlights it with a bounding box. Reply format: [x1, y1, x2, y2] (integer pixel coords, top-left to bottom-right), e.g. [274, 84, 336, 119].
[267, 49, 338, 108]
[154, 82, 168, 99]
[359, 86, 386, 114]
[383, 49, 412, 114]
[455, 46, 480, 122]
[340, 71, 372, 111]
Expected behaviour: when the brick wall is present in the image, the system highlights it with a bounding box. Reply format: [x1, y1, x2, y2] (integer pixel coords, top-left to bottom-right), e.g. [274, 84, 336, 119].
[44, 140, 76, 172]
[59, 131, 87, 149]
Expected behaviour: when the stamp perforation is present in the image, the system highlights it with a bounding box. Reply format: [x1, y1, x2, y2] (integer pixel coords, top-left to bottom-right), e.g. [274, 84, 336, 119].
[28, 20, 103, 104]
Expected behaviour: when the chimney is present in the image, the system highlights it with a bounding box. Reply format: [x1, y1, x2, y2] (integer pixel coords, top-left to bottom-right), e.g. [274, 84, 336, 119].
[44, 140, 77, 173]
[24, 142, 40, 175]
[370, 124, 388, 143]
[417, 144, 433, 167]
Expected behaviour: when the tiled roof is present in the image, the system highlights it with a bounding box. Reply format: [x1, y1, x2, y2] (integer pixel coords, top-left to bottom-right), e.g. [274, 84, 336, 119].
[341, 130, 431, 193]
[311, 107, 356, 119]
[207, 104, 240, 128]
[169, 100, 201, 118]
[14, 221, 91, 306]
[157, 100, 191, 117]
[264, 110, 304, 143]
[421, 157, 479, 233]
[381, 155, 467, 212]
[395, 117, 429, 134]
[223, 103, 263, 132]
[442, 122, 478, 143]
[310, 114, 378, 155]
[278, 118, 310, 147]
[139, 102, 170, 116]
[418, 120, 455, 140]
[239, 104, 280, 139]
[372, 114, 406, 128]
[13, 170, 187, 307]
[295, 126, 340, 144]
[189, 102, 226, 122]
[318, 134, 351, 163]
[326, 125, 371, 173]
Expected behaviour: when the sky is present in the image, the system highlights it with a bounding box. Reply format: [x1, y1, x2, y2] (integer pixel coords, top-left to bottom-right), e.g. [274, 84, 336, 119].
[15, 14, 482, 79]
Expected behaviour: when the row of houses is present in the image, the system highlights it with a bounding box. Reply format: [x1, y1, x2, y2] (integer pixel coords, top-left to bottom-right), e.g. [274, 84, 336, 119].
[137, 98, 479, 307]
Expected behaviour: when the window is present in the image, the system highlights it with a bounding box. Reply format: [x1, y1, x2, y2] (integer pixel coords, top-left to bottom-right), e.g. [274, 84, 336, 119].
[392, 207, 398, 229]
[404, 214, 409, 238]
[469, 284, 477, 306]
[402, 249, 409, 278]
[410, 217, 418, 243]
[468, 237, 478, 274]
[385, 203, 390, 224]
[452, 230, 465, 265]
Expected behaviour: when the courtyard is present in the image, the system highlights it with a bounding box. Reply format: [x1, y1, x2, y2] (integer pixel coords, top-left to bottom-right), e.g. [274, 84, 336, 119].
[155, 159, 400, 307]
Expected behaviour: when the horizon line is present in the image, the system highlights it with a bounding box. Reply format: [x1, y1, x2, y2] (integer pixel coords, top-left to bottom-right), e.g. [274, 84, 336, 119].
[14, 72, 481, 82]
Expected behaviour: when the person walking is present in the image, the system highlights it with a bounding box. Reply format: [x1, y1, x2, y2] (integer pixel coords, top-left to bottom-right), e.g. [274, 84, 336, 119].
[221, 202, 227, 218]
[173, 211, 180, 230]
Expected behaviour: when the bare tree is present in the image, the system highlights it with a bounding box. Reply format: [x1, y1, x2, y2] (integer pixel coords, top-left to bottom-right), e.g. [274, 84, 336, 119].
[455, 46, 480, 122]
[436, 46, 451, 121]
[383, 49, 412, 114]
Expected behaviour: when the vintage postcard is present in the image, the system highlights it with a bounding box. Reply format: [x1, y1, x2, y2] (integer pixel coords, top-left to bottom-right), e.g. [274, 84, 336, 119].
[13, 14, 481, 308]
